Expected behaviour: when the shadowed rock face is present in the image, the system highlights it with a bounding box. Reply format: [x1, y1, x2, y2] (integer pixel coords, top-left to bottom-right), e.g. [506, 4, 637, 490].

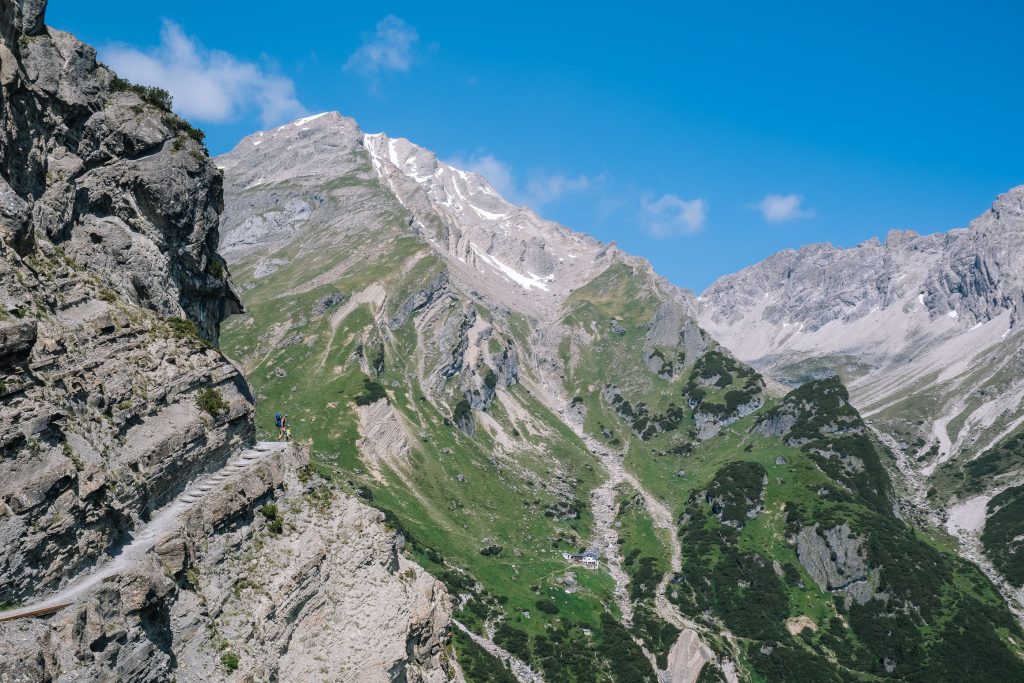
[0, 0, 254, 602]
[0, 5, 455, 681]
[0, 0, 239, 342]
[796, 524, 883, 606]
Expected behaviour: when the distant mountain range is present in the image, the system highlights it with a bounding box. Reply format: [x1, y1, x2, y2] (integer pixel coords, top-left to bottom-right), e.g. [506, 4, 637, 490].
[213, 111, 1024, 681]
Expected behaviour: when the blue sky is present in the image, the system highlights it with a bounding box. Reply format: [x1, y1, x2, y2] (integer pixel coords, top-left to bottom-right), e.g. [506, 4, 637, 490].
[49, 1, 1024, 292]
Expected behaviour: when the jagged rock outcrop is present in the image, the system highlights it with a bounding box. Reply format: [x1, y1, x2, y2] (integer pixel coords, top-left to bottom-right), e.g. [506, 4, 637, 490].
[389, 269, 448, 330]
[0, 5, 456, 680]
[1, 445, 456, 682]
[923, 188, 1024, 328]
[0, 0, 251, 603]
[796, 524, 883, 606]
[170, 453, 454, 683]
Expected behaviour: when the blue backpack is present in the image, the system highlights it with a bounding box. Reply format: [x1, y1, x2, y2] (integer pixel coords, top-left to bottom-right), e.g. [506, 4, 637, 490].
[274, 412, 282, 428]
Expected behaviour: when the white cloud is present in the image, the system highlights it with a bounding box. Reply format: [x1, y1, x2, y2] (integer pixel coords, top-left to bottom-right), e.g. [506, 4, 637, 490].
[444, 153, 594, 210]
[757, 193, 814, 223]
[102, 21, 306, 127]
[640, 194, 706, 237]
[344, 15, 419, 86]
[525, 174, 592, 206]
[445, 153, 516, 198]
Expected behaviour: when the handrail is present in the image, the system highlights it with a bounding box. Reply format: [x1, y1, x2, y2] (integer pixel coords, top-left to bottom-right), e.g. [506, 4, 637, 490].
[0, 602, 71, 622]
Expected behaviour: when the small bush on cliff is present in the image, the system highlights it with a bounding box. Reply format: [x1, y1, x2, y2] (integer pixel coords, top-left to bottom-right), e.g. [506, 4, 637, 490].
[110, 75, 172, 111]
[259, 504, 284, 534]
[220, 651, 239, 672]
[196, 387, 228, 415]
[454, 399, 472, 424]
[168, 317, 200, 340]
[208, 257, 225, 279]
[163, 114, 207, 147]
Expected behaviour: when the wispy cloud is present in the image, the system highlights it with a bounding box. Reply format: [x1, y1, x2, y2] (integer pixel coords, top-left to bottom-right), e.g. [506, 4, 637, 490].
[756, 193, 814, 223]
[445, 153, 516, 198]
[640, 193, 706, 237]
[445, 152, 595, 210]
[102, 21, 306, 127]
[344, 15, 419, 89]
[525, 174, 593, 206]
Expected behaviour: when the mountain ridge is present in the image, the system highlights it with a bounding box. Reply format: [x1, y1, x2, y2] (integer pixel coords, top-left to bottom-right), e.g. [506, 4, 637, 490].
[215, 109, 1024, 681]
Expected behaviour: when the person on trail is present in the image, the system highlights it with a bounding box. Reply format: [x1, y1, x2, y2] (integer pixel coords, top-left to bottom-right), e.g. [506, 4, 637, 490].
[284, 425, 293, 442]
[274, 412, 283, 440]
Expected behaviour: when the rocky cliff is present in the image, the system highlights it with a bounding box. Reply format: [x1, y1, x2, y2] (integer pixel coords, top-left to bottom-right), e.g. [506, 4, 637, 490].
[0, 3, 455, 680]
[0, 0, 251, 604]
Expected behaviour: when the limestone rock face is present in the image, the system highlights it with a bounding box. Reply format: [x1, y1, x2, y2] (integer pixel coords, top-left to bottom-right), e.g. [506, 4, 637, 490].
[796, 524, 883, 606]
[172, 473, 454, 683]
[0, 0, 252, 603]
[0, 5, 455, 680]
[0, 446, 456, 683]
[0, 3, 239, 341]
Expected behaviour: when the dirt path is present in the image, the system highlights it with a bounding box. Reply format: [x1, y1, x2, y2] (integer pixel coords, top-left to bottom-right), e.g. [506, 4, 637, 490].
[0, 442, 289, 622]
[587, 451, 635, 625]
[541, 385, 723, 682]
[527, 354, 735, 682]
[452, 619, 543, 683]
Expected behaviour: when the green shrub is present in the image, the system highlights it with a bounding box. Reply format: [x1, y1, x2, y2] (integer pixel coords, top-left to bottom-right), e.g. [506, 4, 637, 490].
[168, 317, 200, 340]
[259, 503, 284, 534]
[493, 623, 531, 663]
[220, 651, 239, 672]
[452, 628, 517, 683]
[165, 115, 207, 146]
[196, 387, 229, 415]
[110, 75, 173, 111]
[354, 378, 388, 405]
[453, 398, 472, 423]
[535, 598, 559, 614]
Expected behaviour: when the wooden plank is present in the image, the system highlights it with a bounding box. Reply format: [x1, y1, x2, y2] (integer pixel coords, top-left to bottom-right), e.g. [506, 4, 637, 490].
[0, 603, 71, 622]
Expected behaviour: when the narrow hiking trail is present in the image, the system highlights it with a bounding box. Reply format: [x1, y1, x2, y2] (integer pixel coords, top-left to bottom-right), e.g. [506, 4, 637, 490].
[0, 442, 289, 622]
[453, 619, 543, 683]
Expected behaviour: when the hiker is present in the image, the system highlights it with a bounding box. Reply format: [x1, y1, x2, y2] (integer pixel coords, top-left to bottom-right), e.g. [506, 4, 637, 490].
[284, 425, 293, 442]
[274, 412, 283, 440]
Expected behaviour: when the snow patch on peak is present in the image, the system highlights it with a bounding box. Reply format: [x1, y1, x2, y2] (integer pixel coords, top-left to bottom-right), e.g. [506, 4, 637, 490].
[470, 243, 552, 291]
[470, 205, 508, 221]
[293, 112, 330, 126]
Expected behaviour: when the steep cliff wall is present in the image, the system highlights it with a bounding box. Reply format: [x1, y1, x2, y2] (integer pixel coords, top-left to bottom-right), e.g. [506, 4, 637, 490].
[0, 3, 456, 680]
[0, 0, 251, 604]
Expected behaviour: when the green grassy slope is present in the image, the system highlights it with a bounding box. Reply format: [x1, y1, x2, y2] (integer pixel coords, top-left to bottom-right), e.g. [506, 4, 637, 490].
[222, 149, 1024, 682]
[555, 263, 1024, 680]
